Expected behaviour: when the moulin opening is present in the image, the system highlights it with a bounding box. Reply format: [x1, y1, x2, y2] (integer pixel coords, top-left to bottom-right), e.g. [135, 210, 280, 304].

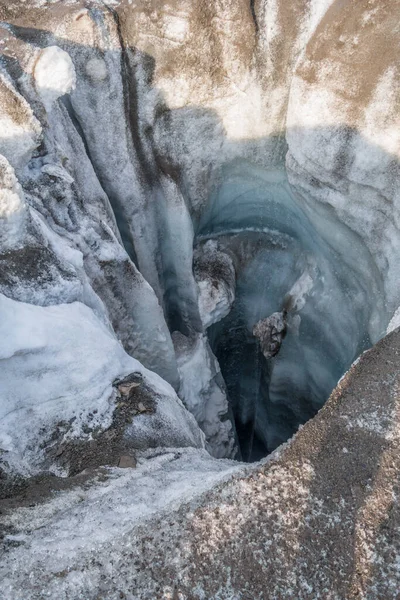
[208, 294, 315, 462]
[195, 161, 379, 462]
[208, 299, 321, 462]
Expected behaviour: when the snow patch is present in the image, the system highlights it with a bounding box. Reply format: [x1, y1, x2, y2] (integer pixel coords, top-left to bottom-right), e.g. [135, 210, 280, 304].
[34, 46, 76, 109]
[387, 307, 400, 334]
[0, 295, 202, 475]
[0, 155, 27, 248]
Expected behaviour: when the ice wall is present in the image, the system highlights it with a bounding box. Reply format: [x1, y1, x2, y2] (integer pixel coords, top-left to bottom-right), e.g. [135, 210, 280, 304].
[0, 5, 236, 465]
[200, 163, 385, 459]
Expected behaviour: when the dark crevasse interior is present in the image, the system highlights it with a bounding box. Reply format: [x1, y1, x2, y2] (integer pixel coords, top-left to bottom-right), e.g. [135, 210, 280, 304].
[196, 161, 385, 461]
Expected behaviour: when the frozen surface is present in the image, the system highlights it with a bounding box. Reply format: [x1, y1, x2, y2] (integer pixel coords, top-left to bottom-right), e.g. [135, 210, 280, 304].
[387, 306, 400, 334]
[173, 332, 237, 459]
[0, 295, 203, 476]
[0, 155, 27, 249]
[194, 240, 236, 329]
[34, 46, 76, 110]
[0, 75, 41, 172]
[0, 0, 398, 473]
[0, 448, 243, 600]
[0, 1, 398, 596]
[2, 328, 400, 599]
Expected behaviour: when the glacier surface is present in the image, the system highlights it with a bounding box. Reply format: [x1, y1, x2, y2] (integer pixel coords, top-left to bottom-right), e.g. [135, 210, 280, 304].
[0, 0, 398, 473]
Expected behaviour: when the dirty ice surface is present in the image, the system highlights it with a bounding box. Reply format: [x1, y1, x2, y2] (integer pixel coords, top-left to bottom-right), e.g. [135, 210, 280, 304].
[0, 448, 243, 599]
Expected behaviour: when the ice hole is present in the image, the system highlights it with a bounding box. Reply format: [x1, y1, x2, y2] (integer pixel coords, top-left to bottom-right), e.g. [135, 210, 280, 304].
[196, 162, 384, 461]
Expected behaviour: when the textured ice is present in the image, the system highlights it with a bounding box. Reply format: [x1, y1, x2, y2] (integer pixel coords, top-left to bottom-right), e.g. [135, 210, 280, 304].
[85, 57, 108, 82]
[0, 294, 203, 476]
[34, 46, 76, 110]
[253, 311, 287, 360]
[0, 0, 398, 473]
[0, 74, 41, 172]
[387, 307, 400, 334]
[0, 0, 398, 595]
[0, 155, 27, 249]
[173, 332, 237, 458]
[194, 240, 236, 329]
[202, 162, 384, 458]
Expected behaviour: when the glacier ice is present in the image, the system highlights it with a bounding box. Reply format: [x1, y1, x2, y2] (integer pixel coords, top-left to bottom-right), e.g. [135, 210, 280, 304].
[34, 46, 76, 110]
[194, 240, 236, 329]
[173, 331, 237, 459]
[0, 2, 400, 597]
[0, 0, 398, 477]
[0, 293, 203, 476]
[201, 162, 386, 460]
[0, 155, 27, 248]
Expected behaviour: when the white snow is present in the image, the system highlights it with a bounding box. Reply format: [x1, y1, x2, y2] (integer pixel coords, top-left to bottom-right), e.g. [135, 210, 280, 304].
[0, 75, 42, 171]
[0, 155, 27, 248]
[34, 46, 76, 109]
[387, 306, 400, 334]
[0, 294, 131, 474]
[0, 295, 202, 475]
